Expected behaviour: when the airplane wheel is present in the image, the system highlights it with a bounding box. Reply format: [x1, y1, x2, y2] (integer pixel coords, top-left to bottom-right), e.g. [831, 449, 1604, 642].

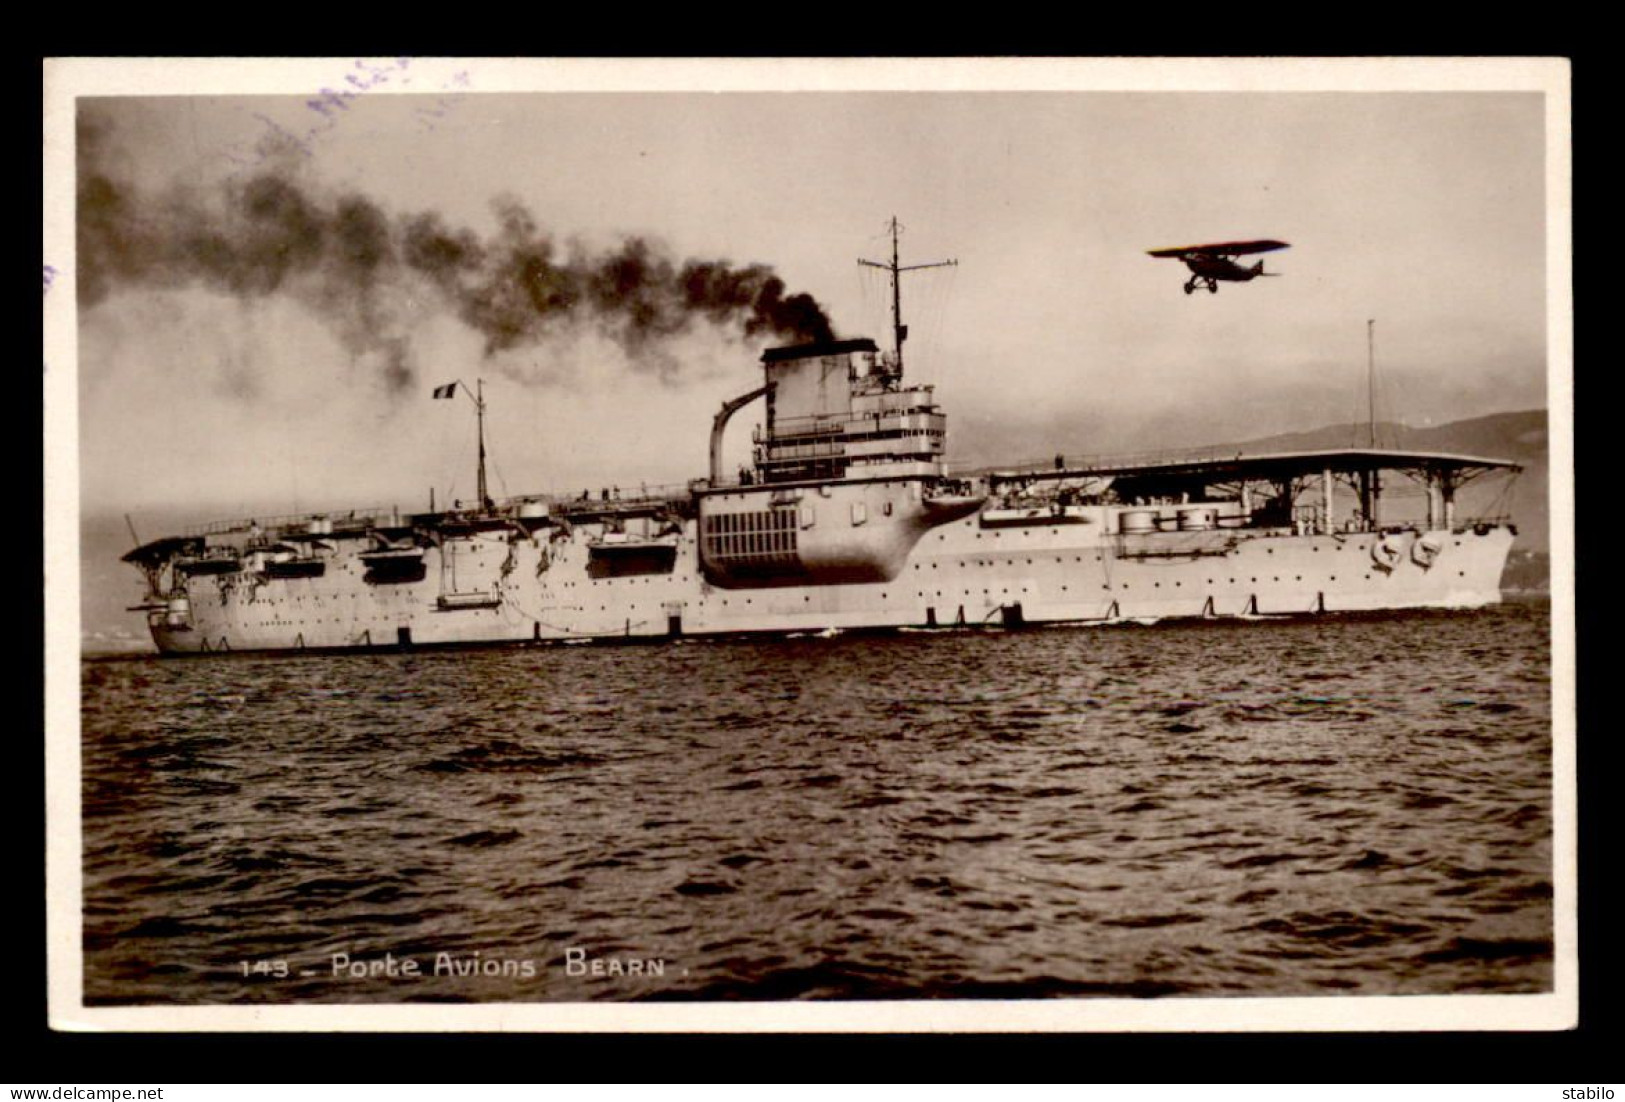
[1207, 283, 1217, 294]
[1184, 285, 1193, 295]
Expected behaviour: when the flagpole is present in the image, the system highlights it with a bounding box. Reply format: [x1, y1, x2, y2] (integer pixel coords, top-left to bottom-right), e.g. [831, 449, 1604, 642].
[433, 379, 490, 511]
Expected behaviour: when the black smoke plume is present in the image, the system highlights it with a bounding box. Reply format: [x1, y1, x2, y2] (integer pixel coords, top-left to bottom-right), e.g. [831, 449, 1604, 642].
[77, 118, 835, 392]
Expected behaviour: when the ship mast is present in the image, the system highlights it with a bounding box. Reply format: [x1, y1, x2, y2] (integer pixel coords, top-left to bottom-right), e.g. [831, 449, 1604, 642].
[437, 378, 490, 511]
[1367, 318, 1377, 449]
[476, 377, 488, 510]
[1364, 320, 1380, 529]
[859, 216, 956, 380]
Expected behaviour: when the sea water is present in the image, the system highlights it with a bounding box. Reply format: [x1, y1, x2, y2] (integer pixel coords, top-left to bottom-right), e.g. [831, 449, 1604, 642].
[79, 601, 1553, 1003]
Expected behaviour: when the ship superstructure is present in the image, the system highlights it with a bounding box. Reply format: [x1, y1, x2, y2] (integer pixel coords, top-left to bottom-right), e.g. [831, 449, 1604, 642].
[121, 227, 1523, 655]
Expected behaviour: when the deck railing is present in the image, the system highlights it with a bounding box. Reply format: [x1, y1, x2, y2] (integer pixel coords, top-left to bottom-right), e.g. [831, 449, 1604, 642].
[950, 445, 1254, 480]
[183, 507, 399, 538]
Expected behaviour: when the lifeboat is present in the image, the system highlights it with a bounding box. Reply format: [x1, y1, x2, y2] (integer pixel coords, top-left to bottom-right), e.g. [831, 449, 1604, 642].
[246, 544, 324, 579]
[361, 546, 426, 585]
[264, 558, 326, 579]
[176, 555, 241, 576]
[979, 503, 1091, 529]
[436, 590, 503, 611]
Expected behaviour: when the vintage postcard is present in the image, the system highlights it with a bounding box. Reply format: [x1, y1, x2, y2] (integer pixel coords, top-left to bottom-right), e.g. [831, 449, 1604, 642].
[44, 56, 1574, 1031]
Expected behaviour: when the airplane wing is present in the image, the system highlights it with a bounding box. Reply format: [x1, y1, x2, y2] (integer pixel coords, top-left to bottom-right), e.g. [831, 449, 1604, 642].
[1147, 239, 1290, 258]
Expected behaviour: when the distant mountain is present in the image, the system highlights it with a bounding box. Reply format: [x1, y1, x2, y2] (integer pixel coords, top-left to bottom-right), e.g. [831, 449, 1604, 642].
[1218, 409, 1549, 553]
[1501, 549, 1551, 594]
[1219, 409, 1547, 468]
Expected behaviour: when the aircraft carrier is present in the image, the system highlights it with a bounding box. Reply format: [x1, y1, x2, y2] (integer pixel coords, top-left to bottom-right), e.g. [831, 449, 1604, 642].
[121, 236, 1521, 656]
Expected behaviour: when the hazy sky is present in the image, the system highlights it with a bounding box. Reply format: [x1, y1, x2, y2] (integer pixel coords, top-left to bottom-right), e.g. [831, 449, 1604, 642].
[56, 60, 1556, 524]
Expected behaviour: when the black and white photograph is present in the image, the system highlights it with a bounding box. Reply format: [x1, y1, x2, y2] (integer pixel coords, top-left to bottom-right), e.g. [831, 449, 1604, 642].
[45, 57, 1574, 1031]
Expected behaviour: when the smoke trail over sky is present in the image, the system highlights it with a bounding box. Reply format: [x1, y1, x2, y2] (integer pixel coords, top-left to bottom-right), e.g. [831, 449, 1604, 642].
[66, 87, 1549, 527]
[76, 116, 836, 393]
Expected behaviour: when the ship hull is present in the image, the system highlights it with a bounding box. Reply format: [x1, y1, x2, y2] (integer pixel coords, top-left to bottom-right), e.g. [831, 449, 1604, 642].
[143, 507, 1515, 655]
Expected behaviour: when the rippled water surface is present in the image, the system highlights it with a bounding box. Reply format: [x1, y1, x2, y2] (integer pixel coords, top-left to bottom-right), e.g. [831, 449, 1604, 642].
[80, 602, 1553, 1004]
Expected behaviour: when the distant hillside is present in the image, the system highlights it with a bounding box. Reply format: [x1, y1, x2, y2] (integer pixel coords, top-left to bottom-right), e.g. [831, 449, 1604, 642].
[1218, 409, 1548, 553]
[1501, 549, 1550, 594]
[1220, 410, 1547, 468]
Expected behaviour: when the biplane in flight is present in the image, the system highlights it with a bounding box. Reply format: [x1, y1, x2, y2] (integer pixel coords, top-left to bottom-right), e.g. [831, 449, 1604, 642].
[1147, 239, 1290, 294]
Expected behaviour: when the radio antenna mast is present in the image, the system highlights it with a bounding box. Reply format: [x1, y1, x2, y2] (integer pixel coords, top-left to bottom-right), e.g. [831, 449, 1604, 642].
[1367, 319, 1377, 449]
[859, 216, 956, 380]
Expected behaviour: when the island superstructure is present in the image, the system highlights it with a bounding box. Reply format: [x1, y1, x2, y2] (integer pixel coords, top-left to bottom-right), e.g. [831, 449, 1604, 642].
[122, 228, 1522, 655]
